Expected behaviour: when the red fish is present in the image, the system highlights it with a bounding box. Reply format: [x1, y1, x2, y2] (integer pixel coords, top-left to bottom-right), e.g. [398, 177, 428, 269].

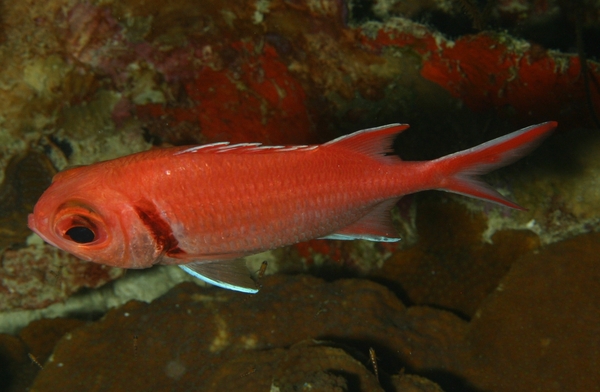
[28, 121, 557, 293]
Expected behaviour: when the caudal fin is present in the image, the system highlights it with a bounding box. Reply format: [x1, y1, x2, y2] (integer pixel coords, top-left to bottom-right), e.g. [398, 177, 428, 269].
[433, 121, 557, 210]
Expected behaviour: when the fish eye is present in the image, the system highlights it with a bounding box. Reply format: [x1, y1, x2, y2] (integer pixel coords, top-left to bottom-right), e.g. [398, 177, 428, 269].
[65, 226, 96, 244]
[54, 203, 108, 246]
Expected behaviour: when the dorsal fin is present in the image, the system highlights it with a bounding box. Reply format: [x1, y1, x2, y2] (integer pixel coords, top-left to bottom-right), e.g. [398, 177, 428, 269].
[324, 124, 409, 163]
[174, 124, 409, 157]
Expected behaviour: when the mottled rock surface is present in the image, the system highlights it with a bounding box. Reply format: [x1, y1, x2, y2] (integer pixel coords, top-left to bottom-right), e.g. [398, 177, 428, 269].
[28, 276, 459, 392]
[371, 198, 541, 318]
[463, 232, 600, 391]
[0, 244, 124, 311]
[0, 317, 84, 392]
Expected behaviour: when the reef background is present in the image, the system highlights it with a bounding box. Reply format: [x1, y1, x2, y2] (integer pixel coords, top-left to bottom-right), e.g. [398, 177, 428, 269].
[0, 0, 599, 391]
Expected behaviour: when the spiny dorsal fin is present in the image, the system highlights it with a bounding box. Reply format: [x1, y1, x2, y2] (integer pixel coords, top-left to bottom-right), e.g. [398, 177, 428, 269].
[174, 142, 318, 156]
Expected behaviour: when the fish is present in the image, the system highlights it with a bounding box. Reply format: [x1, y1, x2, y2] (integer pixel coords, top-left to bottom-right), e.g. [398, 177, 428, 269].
[28, 121, 557, 293]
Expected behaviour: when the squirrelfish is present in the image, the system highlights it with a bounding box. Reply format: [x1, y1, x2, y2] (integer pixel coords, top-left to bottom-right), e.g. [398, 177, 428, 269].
[28, 122, 557, 293]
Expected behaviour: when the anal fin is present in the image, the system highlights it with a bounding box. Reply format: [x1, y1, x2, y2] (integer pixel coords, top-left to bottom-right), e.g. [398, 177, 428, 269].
[179, 259, 259, 294]
[321, 199, 401, 242]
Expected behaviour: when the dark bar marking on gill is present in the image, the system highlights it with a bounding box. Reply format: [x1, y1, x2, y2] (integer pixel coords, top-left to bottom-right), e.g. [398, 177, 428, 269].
[133, 200, 186, 256]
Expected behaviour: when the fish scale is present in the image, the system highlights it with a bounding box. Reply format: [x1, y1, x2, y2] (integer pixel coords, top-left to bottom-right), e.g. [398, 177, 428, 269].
[29, 122, 557, 293]
[143, 153, 375, 251]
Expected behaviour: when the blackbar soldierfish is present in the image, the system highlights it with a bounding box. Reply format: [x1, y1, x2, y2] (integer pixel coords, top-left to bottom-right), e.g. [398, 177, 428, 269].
[28, 122, 557, 293]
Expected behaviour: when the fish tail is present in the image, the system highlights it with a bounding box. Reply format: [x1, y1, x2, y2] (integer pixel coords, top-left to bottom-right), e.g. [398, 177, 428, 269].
[431, 121, 557, 210]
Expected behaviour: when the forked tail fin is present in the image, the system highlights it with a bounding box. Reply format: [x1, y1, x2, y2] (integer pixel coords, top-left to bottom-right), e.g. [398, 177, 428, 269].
[432, 121, 557, 209]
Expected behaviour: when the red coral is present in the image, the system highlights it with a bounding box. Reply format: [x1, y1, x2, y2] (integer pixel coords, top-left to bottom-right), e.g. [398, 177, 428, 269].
[360, 26, 600, 127]
[137, 41, 315, 145]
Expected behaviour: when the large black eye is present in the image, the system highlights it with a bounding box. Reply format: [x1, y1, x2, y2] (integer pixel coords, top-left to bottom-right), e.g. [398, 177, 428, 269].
[65, 226, 96, 244]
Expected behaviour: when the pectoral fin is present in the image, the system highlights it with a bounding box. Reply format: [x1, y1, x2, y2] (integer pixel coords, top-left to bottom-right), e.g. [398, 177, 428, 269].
[179, 259, 259, 294]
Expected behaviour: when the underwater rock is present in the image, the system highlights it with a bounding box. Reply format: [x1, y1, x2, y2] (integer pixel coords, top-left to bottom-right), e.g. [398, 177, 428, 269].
[390, 373, 444, 392]
[0, 244, 125, 311]
[371, 197, 541, 318]
[0, 333, 32, 392]
[462, 231, 600, 391]
[0, 265, 200, 333]
[209, 340, 386, 391]
[0, 317, 85, 392]
[27, 276, 458, 392]
[19, 318, 87, 365]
